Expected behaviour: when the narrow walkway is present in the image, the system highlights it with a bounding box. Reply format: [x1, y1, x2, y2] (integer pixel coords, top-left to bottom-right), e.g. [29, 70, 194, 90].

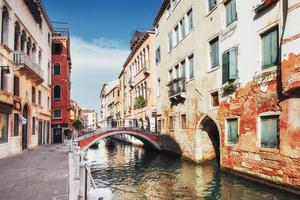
[0, 144, 69, 200]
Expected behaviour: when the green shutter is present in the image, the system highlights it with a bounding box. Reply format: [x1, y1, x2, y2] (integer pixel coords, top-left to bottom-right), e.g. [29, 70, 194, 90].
[229, 47, 238, 80]
[227, 119, 238, 144]
[262, 33, 271, 69]
[222, 52, 229, 84]
[232, 0, 237, 21]
[261, 116, 278, 148]
[271, 29, 278, 65]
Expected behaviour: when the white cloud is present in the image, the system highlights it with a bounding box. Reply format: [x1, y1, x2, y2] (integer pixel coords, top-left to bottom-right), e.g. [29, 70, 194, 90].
[70, 36, 129, 71]
[70, 36, 129, 110]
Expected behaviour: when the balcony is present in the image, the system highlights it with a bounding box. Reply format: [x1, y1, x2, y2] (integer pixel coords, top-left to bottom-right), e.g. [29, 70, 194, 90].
[168, 77, 186, 100]
[142, 67, 150, 75]
[13, 51, 44, 84]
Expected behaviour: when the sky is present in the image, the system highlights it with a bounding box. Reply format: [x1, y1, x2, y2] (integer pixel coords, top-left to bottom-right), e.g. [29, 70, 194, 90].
[42, 0, 162, 110]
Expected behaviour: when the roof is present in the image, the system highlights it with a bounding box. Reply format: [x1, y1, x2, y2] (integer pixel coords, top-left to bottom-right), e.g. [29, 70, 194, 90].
[153, 0, 170, 26]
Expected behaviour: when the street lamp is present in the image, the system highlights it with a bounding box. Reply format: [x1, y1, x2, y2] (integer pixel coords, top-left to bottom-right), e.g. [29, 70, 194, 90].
[0, 65, 10, 74]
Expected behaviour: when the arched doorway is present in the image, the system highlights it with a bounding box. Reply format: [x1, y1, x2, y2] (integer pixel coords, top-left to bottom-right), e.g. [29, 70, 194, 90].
[22, 104, 29, 149]
[195, 116, 220, 165]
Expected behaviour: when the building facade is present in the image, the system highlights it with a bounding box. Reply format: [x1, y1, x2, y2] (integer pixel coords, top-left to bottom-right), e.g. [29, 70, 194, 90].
[119, 30, 157, 131]
[82, 109, 98, 131]
[0, 0, 53, 159]
[154, 0, 300, 188]
[51, 24, 71, 143]
[99, 79, 121, 128]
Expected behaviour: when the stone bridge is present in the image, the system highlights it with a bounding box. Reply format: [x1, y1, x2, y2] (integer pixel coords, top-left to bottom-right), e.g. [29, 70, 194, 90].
[77, 121, 161, 151]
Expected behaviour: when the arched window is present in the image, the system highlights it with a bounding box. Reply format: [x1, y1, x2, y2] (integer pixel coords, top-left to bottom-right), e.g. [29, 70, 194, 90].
[27, 37, 32, 56]
[144, 82, 147, 100]
[14, 22, 20, 51]
[21, 30, 26, 51]
[53, 85, 61, 99]
[53, 63, 61, 75]
[32, 43, 37, 62]
[1, 6, 9, 45]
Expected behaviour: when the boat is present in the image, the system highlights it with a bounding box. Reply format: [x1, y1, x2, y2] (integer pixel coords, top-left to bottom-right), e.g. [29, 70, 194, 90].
[89, 141, 99, 149]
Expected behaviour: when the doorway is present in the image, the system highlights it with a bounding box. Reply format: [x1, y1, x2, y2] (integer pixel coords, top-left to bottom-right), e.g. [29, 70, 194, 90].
[53, 128, 62, 143]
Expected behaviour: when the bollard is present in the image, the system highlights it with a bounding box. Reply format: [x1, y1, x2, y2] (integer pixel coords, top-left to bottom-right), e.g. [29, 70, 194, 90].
[74, 151, 80, 180]
[87, 188, 112, 200]
[79, 161, 87, 200]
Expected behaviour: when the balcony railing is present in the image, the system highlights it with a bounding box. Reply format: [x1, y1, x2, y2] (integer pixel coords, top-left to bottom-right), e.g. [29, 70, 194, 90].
[142, 67, 150, 75]
[168, 77, 186, 99]
[13, 51, 44, 84]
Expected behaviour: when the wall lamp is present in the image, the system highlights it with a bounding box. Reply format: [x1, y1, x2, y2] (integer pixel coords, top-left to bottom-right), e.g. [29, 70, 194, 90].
[0, 65, 11, 74]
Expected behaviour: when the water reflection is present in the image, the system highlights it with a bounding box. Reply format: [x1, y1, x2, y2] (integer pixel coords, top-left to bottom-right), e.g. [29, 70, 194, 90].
[88, 141, 299, 200]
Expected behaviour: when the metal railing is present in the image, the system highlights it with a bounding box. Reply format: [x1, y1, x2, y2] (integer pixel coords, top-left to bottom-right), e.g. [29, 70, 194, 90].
[168, 77, 186, 97]
[71, 140, 112, 200]
[79, 119, 158, 137]
[13, 51, 44, 80]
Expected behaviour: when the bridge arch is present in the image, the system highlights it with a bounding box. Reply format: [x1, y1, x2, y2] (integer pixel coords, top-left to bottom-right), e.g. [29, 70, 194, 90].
[78, 130, 161, 151]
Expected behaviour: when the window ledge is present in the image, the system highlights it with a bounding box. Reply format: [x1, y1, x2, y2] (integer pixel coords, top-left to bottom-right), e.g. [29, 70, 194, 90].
[259, 147, 279, 153]
[0, 143, 9, 146]
[186, 78, 195, 84]
[207, 66, 220, 73]
[206, 6, 218, 17]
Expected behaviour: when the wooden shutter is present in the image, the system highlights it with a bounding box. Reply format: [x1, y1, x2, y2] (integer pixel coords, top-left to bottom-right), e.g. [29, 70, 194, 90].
[228, 119, 238, 144]
[222, 52, 229, 84]
[261, 116, 278, 148]
[262, 33, 271, 69]
[229, 47, 238, 80]
[271, 28, 278, 65]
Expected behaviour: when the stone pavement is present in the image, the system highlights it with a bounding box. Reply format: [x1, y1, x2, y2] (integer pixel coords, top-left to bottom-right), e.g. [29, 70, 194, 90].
[0, 144, 69, 200]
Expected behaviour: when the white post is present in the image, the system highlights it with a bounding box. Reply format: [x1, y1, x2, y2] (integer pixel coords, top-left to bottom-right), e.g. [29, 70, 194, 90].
[79, 161, 87, 200]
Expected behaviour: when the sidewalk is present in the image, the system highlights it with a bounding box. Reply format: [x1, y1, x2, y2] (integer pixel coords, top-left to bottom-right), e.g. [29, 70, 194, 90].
[0, 144, 69, 200]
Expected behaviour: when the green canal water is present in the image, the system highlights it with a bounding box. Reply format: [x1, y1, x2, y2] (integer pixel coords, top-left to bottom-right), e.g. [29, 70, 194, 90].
[87, 141, 299, 200]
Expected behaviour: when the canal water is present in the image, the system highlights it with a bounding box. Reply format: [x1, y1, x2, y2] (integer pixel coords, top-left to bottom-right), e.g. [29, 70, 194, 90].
[88, 141, 299, 200]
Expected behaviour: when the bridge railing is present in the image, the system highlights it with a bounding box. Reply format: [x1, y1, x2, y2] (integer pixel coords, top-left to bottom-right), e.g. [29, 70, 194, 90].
[79, 119, 159, 137]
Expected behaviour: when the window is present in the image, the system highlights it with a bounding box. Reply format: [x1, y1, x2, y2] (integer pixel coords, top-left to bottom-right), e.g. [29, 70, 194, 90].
[52, 43, 62, 54]
[53, 85, 61, 99]
[180, 18, 186, 38]
[14, 22, 21, 51]
[210, 37, 219, 69]
[53, 64, 61, 75]
[181, 60, 186, 77]
[0, 112, 8, 144]
[261, 27, 278, 69]
[168, 32, 173, 50]
[187, 9, 193, 32]
[14, 76, 20, 97]
[225, 0, 237, 26]
[169, 116, 174, 130]
[32, 117, 36, 135]
[47, 97, 50, 110]
[157, 79, 160, 97]
[1, 6, 9, 46]
[175, 25, 180, 44]
[188, 54, 194, 79]
[167, 4, 171, 18]
[53, 110, 62, 118]
[227, 118, 238, 144]
[14, 113, 19, 136]
[261, 115, 279, 148]
[208, 0, 217, 12]
[32, 87, 36, 104]
[157, 119, 162, 132]
[211, 91, 219, 107]
[1, 69, 7, 91]
[38, 90, 42, 105]
[181, 114, 187, 128]
[156, 47, 161, 64]
[48, 62, 51, 84]
[48, 33, 51, 45]
[222, 47, 238, 84]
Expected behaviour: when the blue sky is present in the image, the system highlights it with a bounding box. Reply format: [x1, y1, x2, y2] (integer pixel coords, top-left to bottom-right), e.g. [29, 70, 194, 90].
[42, 0, 161, 110]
